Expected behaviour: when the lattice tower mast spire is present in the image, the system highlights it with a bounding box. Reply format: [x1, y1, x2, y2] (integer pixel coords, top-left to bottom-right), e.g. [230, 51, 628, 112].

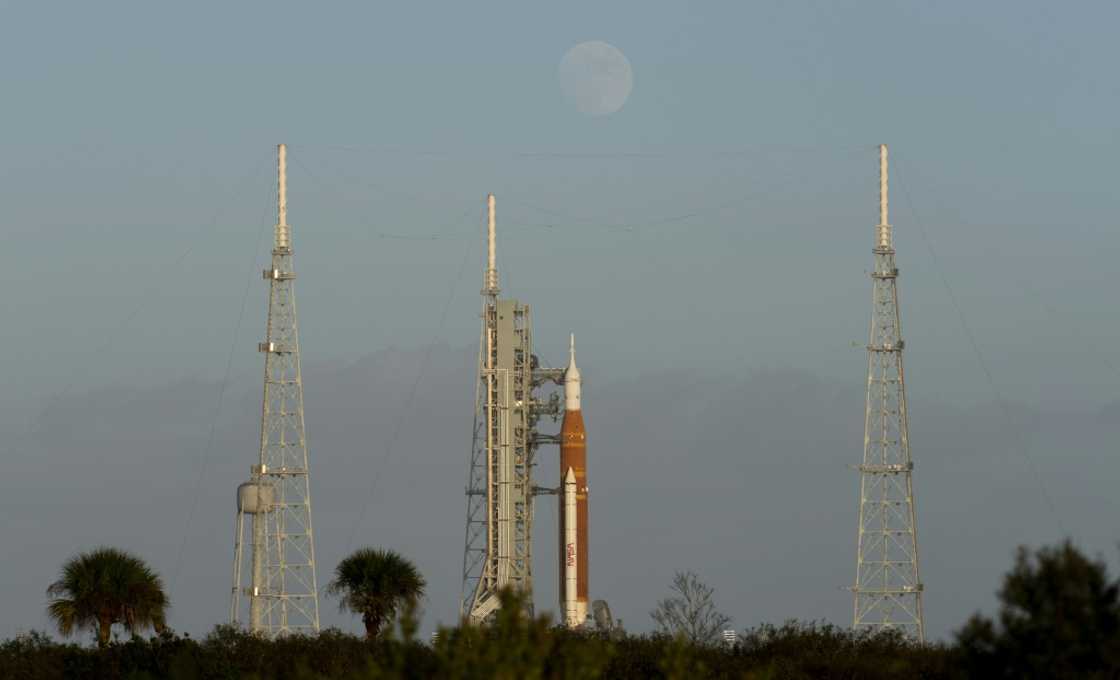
[851, 144, 925, 641]
[230, 144, 321, 636]
[460, 194, 501, 621]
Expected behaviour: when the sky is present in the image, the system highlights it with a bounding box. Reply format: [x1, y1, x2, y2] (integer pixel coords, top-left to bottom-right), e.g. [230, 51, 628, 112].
[1, 1, 1120, 642]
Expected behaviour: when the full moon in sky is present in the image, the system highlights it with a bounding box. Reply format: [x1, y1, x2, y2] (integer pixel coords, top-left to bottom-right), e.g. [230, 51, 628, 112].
[558, 41, 633, 116]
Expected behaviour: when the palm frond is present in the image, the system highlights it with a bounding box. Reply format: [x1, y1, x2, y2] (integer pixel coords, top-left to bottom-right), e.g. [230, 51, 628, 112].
[46, 599, 81, 637]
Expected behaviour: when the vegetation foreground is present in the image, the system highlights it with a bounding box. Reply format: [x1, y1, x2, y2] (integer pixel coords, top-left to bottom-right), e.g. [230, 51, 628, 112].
[4, 540, 1120, 678]
[0, 613, 951, 680]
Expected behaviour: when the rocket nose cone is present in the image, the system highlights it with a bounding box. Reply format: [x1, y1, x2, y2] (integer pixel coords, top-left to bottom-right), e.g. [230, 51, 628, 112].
[565, 333, 582, 410]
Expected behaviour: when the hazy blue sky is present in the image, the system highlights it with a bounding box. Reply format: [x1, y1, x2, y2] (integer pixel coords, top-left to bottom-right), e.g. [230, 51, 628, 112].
[2, 1, 1119, 641]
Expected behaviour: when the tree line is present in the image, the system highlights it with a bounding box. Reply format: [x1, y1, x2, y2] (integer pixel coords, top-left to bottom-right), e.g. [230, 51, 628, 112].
[2, 539, 1119, 678]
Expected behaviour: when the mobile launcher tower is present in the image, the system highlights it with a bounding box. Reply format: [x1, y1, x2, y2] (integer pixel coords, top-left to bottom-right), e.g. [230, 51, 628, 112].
[459, 194, 590, 626]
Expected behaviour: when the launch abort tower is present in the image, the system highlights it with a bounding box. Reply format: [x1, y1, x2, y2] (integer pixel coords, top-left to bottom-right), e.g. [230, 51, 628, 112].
[851, 144, 925, 641]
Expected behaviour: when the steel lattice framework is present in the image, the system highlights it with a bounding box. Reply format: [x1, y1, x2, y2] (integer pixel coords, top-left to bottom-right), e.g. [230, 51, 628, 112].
[461, 297, 536, 622]
[851, 145, 925, 641]
[231, 144, 321, 636]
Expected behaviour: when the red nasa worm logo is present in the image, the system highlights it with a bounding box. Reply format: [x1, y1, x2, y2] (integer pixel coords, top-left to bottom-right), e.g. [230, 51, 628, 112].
[566, 543, 576, 567]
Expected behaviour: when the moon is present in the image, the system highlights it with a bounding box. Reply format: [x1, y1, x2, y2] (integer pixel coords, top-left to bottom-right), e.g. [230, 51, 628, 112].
[559, 41, 633, 116]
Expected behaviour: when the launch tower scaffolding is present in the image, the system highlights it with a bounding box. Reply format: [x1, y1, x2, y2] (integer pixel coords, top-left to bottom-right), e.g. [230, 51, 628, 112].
[460, 194, 560, 622]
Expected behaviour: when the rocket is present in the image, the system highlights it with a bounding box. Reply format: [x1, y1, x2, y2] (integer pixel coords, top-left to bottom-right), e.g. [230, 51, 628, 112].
[559, 333, 588, 628]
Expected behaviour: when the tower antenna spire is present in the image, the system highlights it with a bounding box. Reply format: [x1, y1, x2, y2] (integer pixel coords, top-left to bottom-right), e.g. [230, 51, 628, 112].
[485, 193, 499, 294]
[877, 144, 890, 250]
[852, 144, 925, 641]
[277, 143, 289, 249]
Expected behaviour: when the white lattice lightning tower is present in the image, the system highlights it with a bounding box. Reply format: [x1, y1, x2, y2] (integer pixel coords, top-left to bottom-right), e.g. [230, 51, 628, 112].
[230, 143, 321, 636]
[851, 144, 926, 640]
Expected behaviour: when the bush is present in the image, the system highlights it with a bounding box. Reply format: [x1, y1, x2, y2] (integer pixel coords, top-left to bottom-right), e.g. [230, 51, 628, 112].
[0, 618, 954, 679]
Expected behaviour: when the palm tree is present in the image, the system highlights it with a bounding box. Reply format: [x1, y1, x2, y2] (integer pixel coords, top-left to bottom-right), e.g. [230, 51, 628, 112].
[46, 547, 169, 648]
[327, 548, 426, 639]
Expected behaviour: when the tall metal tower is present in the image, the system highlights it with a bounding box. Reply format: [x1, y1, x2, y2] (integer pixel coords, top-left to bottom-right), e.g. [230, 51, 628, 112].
[851, 144, 925, 641]
[230, 143, 321, 636]
[459, 194, 561, 623]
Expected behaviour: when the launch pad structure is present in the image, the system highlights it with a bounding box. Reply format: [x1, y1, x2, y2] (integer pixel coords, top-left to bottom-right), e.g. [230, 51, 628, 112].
[459, 194, 567, 623]
[211, 144, 921, 637]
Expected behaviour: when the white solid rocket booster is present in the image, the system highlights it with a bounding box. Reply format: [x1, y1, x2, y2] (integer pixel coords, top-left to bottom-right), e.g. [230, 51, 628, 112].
[563, 467, 578, 627]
